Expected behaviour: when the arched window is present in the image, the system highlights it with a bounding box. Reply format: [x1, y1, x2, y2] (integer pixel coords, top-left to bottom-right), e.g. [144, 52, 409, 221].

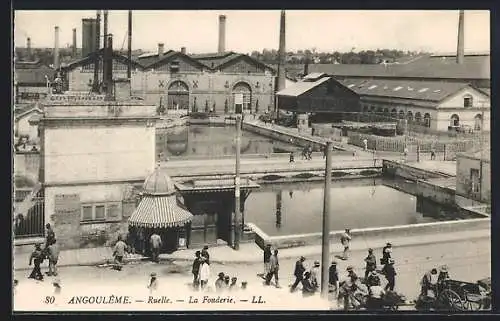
[232, 82, 252, 113]
[398, 110, 405, 119]
[406, 111, 413, 123]
[423, 113, 431, 128]
[450, 114, 460, 127]
[474, 114, 482, 131]
[414, 112, 422, 124]
[463, 95, 473, 108]
[390, 108, 397, 121]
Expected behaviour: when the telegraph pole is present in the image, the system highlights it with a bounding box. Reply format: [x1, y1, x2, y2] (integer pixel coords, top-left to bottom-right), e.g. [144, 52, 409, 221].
[234, 114, 242, 250]
[321, 141, 333, 298]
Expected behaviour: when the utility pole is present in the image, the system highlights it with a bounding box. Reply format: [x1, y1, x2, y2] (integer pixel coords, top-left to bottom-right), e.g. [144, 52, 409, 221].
[321, 141, 333, 298]
[234, 114, 242, 250]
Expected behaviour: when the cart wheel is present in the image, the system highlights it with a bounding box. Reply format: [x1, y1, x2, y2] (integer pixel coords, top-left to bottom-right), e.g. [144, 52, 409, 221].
[438, 289, 465, 311]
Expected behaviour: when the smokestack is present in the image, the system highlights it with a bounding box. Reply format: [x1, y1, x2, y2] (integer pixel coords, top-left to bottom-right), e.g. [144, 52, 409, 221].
[304, 52, 309, 76]
[457, 10, 465, 64]
[277, 10, 286, 92]
[127, 10, 132, 79]
[218, 15, 226, 53]
[26, 37, 32, 61]
[93, 11, 101, 93]
[181, 47, 186, 54]
[72, 28, 77, 57]
[158, 43, 164, 56]
[53, 26, 60, 69]
[102, 10, 109, 86]
[105, 34, 114, 99]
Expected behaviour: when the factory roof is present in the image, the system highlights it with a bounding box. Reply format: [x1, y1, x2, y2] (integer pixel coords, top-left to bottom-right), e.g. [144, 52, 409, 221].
[62, 49, 144, 70]
[339, 78, 474, 102]
[277, 76, 331, 97]
[135, 50, 208, 70]
[190, 51, 275, 73]
[15, 64, 56, 85]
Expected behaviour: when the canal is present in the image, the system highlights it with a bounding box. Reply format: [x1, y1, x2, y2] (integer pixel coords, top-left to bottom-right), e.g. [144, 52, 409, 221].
[244, 178, 441, 237]
[157, 125, 302, 159]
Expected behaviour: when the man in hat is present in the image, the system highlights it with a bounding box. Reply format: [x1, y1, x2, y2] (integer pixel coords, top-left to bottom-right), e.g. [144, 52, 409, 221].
[381, 242, 392, 266]
[329, 260, 339, 294]
[192, 251, 202, 289]
[310, 261, 321, 289]
[229, 277, 238, 291]
[28, 243, 44, 281]
[301, 271, 316, 297]
[290, 256, 306, 292]
[437, 265, 450, 292]
[340, 229, 352, 260]
[113, 235, 128, 267]
[420, 268, 439, 297]
[45, 223, 56, 249]
[265, 249, 280, 288]
[339, 266, 357, 310]
[263, 244, 272, 276]
[224, 275, 230, 289]
[382, 259, 396, 292]
[46, 239, 60, 276]
[149, 231, 162, 263]
[215, 272, 225, 291]
[366, 270, 381, 288]
[148, 272, 158, 292]
[364, 248, 377, 280]
[367, 275, 385, 310]
[241, 281, 248, 290]
[201, 245, 210, 265]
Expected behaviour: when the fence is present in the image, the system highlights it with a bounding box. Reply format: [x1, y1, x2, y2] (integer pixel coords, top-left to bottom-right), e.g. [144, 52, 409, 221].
[14, 192, 45, 239]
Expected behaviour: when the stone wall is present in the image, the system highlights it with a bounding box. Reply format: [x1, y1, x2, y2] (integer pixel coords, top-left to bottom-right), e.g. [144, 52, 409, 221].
[382, 159, 452, 181]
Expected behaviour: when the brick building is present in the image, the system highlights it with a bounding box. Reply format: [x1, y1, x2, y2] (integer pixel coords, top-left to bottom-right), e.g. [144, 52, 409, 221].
[61, 48, 278, 115]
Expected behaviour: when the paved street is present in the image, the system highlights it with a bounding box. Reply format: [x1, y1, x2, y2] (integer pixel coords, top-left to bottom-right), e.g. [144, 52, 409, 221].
[14, 238, 490, 311]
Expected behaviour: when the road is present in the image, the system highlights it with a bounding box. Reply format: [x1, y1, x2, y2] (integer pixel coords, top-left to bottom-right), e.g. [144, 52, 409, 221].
[13, 237, 490, 311]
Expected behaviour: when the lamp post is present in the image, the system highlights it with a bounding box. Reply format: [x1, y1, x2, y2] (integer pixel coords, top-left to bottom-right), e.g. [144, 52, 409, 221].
[234, 114, 242, 250]
[321, 141, 333, 298]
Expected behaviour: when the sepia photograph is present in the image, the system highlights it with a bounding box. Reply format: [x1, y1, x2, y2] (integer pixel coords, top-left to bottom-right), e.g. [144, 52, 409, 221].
[12, 9, 491, 312]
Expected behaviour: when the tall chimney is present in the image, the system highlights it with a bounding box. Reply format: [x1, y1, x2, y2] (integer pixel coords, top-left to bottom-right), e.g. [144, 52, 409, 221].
[93, 11, 101, 93]
[218, 15, 226, 53]
[158, 43, 164, 56]
[53, 26, 60, 69]
[181, 47, 186, 54]
[72, 28, 77, 57]
[304, 52, 309, 76]
[102, 10, 109, 85]
[104, 34, 114, 99]
[277, 10, 286, 92]
[457, 10, 465, 64]
[127, 10, 132, 79]
[26, 37, 32, 61]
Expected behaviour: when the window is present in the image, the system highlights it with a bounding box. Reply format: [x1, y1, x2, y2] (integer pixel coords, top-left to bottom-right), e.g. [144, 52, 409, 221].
[470, 168, 480, 194]
[464, 96, 473, 107]
[81, 203, 122, 222]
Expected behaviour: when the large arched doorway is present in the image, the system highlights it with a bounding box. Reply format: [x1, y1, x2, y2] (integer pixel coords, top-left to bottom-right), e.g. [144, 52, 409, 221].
[450, 114, 460, 127]
[232, 82, 252, 114]
[390, 108, 397, 121]
[474, 114, 482, 131]
[406, 111, 413, 123]
[423, 113, 431, 128]
[167, 81, 189, 111]
[398, 110, 405, 119]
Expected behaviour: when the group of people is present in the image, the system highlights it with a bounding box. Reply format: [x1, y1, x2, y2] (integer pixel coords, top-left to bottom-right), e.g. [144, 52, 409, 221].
[262, 245, 280, 288]
[27, 223, 60, 282]
[420, 265, 451, 299]
[289, 256, 324, 296]
[190, 246, 248, 292]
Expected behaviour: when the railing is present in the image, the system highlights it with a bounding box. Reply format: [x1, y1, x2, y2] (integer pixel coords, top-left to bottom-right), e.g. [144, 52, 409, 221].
[14, 196, 45, 239]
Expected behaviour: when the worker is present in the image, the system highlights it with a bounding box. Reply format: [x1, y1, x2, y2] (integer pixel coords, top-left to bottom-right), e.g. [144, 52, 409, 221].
[364, 248, 377, 280]
[382, 259, 396, 292]
[420, 268, 439, 297]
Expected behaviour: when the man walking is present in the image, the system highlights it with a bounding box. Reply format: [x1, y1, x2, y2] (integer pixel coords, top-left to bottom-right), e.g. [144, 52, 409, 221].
[382, 259, 397, 292]
[113, 235, 128, 268]
[45, 223, 56, 249]
[329, 260, 339, 294]
[28, 243, 44, 281]
[265, 249, 280, 288]
[290, 256, 306, 292]
[46, 239, 59, 276]
[364, 248, 377, 280]
[381, 242, 392, 266]
[340, 229, 352, 260]
[192, 251, 202, 289]
[263, 244, 272, 276]
[149, 231, 162, 263]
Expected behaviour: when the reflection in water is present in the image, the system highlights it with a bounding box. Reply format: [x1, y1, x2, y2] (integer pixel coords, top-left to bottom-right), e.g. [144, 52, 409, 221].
[276, 191, 282, 229]
[156, 125, 302, 159]
[245, 180, 438, 237]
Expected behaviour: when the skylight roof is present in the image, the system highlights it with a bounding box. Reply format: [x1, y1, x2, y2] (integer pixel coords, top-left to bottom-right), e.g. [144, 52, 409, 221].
[418, 88, 429, 93]
[393, 86, 403, 91]
[368, 85, 378, 90]
[348, 84, 355, 88]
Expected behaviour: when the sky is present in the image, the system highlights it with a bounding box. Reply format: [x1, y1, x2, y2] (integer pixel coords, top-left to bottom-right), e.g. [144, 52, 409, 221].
[13, 10, 490, 54]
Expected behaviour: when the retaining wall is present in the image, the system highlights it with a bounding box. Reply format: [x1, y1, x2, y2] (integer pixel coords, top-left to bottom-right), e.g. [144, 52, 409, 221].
[382, 159, 452, 180]
[249, 218, 490, 250]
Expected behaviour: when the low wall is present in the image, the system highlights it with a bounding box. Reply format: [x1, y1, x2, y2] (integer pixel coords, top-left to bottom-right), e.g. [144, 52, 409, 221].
[249, 218, 490, 250]
[382, 159, 452, 180]
[242, 122, 344, 152]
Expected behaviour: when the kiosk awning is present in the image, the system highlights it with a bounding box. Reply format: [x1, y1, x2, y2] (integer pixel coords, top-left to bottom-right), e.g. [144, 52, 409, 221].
[128, 195, 193, 228]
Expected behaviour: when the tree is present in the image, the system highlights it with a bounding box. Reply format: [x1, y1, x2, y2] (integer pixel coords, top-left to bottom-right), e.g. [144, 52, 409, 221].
[224, 99, 229, 114]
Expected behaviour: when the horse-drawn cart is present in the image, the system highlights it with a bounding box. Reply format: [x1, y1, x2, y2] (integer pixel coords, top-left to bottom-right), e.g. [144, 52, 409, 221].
[416, 278, 491, 311]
